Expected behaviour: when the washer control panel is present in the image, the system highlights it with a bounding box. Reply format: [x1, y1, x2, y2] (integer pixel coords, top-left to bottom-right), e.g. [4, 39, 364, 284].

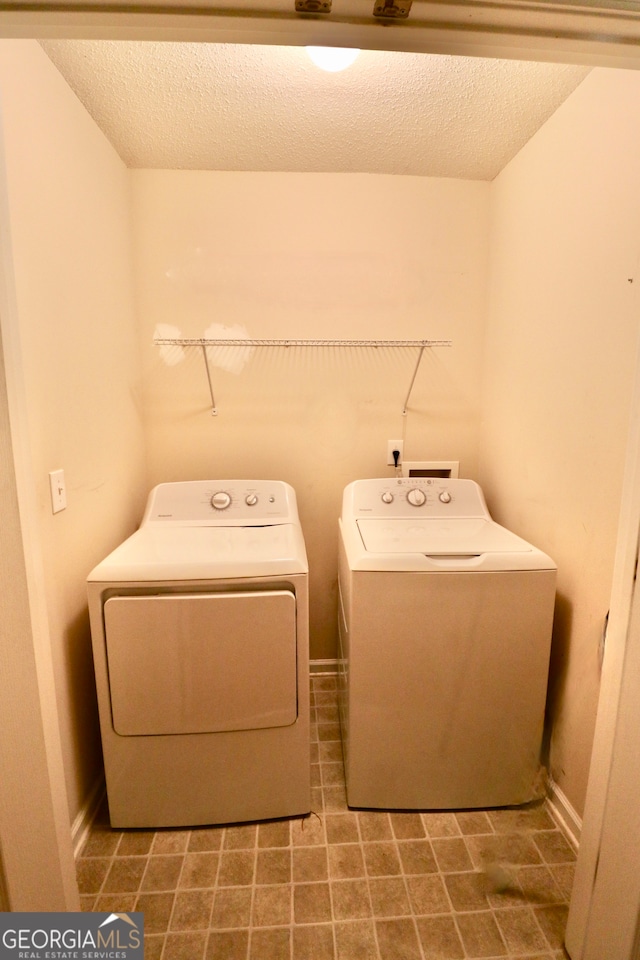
[344, 477, 490, 519]
[143, 480, 299, 525]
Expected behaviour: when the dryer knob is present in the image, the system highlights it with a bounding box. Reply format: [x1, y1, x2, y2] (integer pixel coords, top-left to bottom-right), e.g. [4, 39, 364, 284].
[407, 488, 427, 506]
[211, 491, 232, 510]
[439, 490, 452, 503]
[381, 492, 394, 504]
[246, 494, 258, 506]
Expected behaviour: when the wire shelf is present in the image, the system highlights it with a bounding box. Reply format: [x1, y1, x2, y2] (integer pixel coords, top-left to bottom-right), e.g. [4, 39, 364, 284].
[154, 338, 451, 348]
[153, 337, 452, 416]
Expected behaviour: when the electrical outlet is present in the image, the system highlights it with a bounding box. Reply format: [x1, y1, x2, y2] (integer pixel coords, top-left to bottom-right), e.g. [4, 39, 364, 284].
[49, 469, 67, 514]
[387, 439, 404, 466]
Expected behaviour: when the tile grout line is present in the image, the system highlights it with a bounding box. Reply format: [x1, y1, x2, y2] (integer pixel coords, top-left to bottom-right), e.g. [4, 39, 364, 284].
[244, 826, 259, 960]
[356, 809, 383, 960]
[159, 834, 183, 956]
[390, 814, 434, 960]
[200, 830, 223, 960]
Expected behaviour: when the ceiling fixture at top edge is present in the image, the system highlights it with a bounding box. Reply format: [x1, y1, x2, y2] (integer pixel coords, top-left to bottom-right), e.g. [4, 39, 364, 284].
[306, 46, 360, 70]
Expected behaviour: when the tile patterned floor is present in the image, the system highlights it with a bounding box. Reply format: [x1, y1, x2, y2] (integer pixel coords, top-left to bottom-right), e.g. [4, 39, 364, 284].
[77, 675, 574, 959]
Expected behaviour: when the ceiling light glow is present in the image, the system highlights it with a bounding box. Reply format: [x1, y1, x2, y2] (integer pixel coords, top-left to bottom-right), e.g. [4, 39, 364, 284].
[306, 46, 360, 72]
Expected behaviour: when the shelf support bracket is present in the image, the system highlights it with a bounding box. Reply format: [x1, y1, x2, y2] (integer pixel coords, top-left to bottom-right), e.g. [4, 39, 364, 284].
[402, 344, 426, 415]
[201, 344, 217, 416]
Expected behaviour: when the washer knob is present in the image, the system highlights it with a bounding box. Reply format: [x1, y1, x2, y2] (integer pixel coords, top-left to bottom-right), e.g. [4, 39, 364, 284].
[439, 490, 452, 503]
[211, 491, 231, 510]
[245, 493, 258, 506]
[381, 492, 394, 504]
[407, 488, 427, 506]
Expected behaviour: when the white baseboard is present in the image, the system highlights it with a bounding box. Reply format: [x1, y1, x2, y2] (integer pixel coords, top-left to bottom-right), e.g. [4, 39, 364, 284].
[310, 659, 338, 675]
[72, 775, 105, 858]
[546, 777, 582, 851]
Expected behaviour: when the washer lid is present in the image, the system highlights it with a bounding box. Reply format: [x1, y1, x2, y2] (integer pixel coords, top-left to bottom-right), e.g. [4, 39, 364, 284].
[345, 516, 556, 571]
[356, 517, 534, 556]
[88, 522, 308, 582]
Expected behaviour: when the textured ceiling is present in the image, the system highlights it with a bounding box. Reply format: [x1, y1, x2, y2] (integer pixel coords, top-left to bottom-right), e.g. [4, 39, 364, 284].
[40, 40, 590, 180]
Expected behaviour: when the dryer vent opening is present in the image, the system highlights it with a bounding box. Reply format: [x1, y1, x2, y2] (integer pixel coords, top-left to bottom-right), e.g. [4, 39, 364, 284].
[401, 461, 459, 478]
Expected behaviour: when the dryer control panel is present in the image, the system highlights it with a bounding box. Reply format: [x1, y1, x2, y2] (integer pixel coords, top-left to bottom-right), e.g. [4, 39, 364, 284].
[142, 480, 300, 526]
[343, 477, 491, 520]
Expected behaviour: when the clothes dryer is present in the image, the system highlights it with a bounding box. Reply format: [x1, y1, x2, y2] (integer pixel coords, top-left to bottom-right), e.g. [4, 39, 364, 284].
[87, 480, 309, 828]
[338, 477, 556, 810]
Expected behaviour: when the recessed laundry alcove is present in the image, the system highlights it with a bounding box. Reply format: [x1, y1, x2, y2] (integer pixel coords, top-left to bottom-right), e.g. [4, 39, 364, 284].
[3, 35, 640, 943]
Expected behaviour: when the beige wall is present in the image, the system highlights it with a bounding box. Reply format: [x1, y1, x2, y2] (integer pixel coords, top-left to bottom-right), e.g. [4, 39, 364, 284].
[132, 170, 490, 660]
[0, 40, 147, 826]
[0, 299, 78, 907]
[478, 68, 640, 817]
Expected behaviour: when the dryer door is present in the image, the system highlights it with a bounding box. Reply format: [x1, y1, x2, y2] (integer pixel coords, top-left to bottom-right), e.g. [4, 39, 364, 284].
[104, 590, 297, 736]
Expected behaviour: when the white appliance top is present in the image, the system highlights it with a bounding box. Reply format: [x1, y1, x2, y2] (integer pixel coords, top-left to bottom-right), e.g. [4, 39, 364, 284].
[88, 480, 308, 582]
[340, 477, 556, 572]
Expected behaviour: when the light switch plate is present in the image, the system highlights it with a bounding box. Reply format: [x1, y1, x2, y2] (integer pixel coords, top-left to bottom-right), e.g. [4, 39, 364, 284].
[49, 469, 67, 513]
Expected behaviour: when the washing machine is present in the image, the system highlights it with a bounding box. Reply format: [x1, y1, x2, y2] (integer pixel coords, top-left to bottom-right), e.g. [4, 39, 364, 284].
[338, 476, 557, 810]
[87, 479, 310, 828]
